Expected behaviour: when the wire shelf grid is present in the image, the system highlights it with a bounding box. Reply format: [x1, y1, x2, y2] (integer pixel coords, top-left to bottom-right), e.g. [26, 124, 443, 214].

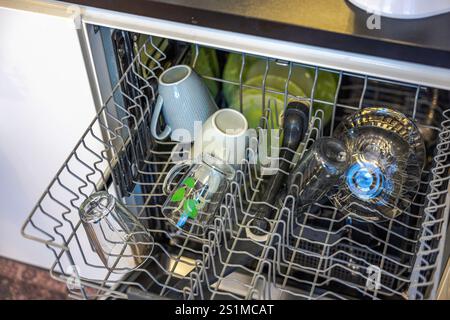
[22, 32, 450, 300]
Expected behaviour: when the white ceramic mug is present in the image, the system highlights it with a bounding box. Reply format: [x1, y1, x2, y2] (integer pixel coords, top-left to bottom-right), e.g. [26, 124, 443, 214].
[194, 109, 248, 165]
[150, 65, 218, 142]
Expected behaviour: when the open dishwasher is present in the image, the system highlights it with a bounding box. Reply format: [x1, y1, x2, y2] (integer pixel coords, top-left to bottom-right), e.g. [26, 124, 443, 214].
[20, 3, 450, 301]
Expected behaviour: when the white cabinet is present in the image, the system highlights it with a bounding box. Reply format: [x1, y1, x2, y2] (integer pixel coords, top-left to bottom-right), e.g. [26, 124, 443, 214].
[0, 5, 96, 268]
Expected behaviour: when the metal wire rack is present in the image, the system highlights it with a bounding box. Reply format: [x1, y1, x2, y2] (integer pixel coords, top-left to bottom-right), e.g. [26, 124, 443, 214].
[22, 31, 450, 300]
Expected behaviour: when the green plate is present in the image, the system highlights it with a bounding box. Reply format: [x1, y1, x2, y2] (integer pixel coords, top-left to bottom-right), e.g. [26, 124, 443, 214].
[223, 53, 338, 129]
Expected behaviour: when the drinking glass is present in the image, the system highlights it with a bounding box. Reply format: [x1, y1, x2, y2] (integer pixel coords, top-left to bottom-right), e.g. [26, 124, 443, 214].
[287, 137, 349, 208]
[79, 191, 154, 273]
[162, 154, 235, 236]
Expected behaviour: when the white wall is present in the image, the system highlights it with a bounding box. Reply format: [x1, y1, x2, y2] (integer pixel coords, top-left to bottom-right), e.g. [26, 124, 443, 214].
[0, 5, 96, 268]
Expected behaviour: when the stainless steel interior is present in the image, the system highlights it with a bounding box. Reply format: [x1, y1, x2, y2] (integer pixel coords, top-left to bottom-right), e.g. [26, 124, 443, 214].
[21, 26, 450, 300]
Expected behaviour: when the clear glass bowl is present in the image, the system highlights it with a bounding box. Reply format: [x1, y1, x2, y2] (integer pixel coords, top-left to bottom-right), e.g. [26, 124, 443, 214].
[331, 107, 426, 222]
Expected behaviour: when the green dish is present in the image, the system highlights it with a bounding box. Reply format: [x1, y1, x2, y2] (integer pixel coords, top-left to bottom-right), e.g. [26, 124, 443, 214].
[223, 53, 338, 129]
[135, 35, 169, 79]
[190, 45, 220, 98]
[227, 74, 306, 129]
[135, 37, 220, 99]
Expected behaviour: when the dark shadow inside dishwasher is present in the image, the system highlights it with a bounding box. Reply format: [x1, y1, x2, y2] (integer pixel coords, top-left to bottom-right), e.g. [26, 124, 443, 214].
[116, 31, 449, 300]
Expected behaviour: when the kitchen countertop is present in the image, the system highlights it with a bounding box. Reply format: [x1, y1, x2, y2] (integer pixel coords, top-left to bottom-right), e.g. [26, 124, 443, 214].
[64, 0, 450, 69]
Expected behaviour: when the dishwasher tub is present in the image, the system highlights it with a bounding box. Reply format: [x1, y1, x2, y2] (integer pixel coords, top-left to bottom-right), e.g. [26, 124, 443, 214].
[22, 28, 450, 300]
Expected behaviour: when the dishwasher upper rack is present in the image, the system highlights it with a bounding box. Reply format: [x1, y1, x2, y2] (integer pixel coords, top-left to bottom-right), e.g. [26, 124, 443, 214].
[21, 32, 450, 300]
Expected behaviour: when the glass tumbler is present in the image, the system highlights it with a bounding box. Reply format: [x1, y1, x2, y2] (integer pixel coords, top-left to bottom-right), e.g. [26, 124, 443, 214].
[287, 137, 349, 208]
[79, 191, 154, 273]
[162, 154, 235, 236]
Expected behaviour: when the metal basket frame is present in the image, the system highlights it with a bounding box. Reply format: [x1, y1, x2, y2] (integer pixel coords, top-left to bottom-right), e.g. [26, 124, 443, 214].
[21, 32, 450, 300]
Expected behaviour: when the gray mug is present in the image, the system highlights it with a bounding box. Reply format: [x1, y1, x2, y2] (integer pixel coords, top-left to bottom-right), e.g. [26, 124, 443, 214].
[150, 65, 218, 142]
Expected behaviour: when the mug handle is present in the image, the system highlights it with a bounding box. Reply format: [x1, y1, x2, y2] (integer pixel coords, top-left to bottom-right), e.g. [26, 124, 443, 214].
[162, 160, 191, 195]
[150, 95, 172, 140]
